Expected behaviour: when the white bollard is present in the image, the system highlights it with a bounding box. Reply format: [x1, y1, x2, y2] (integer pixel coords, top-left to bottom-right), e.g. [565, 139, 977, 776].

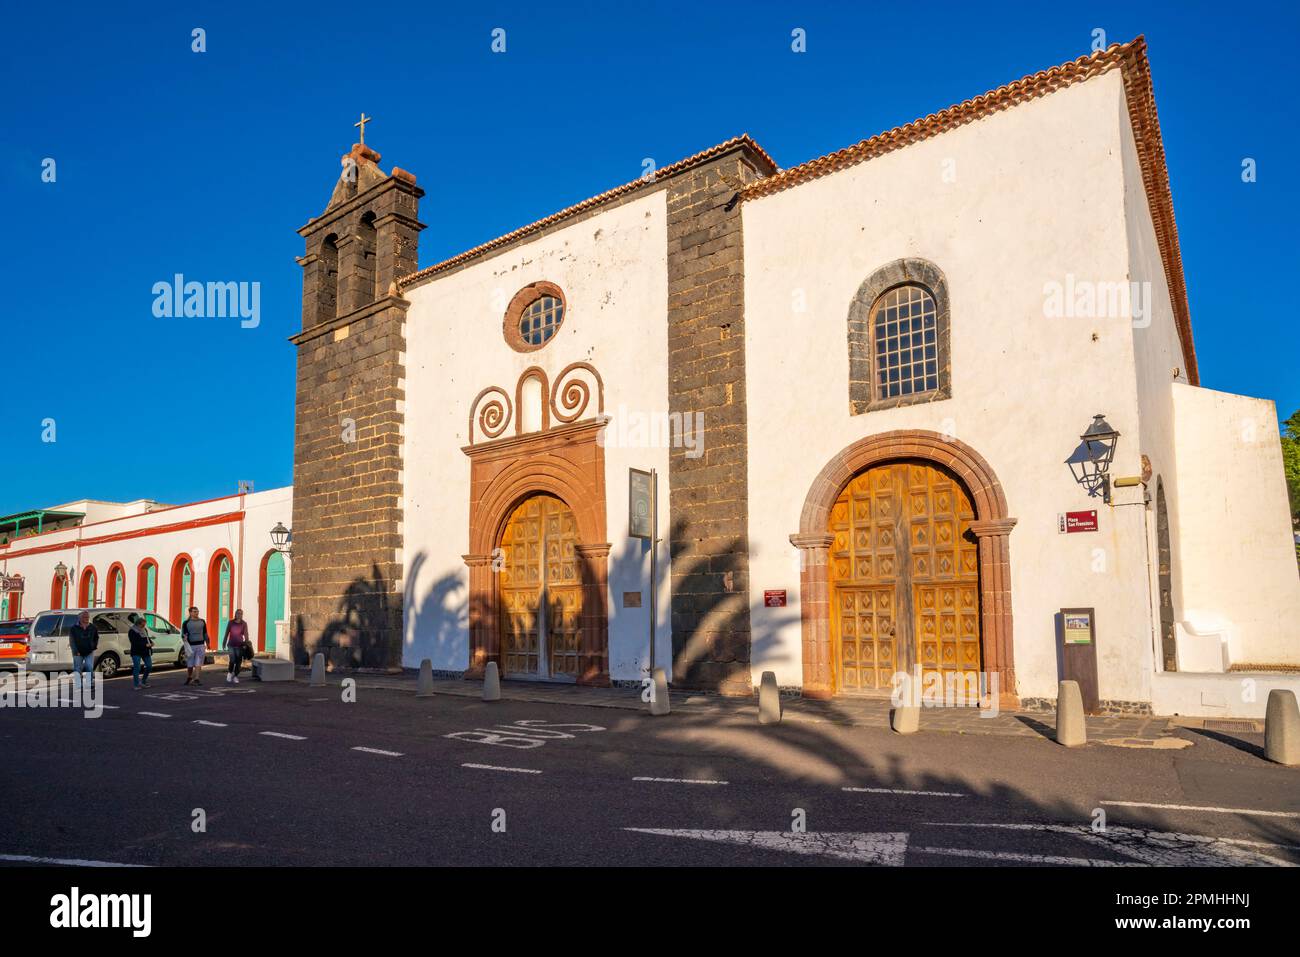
[1264, 689, 1300, 766]
[483, 661, 501, 702]
[649, 667, 671, 716]
[416, 658, 434, 697]
[310, 652, 326, 687]
[890, 706, 920, 734]
[758, 671, 782, 725]
[1055, 680, 1087, 747]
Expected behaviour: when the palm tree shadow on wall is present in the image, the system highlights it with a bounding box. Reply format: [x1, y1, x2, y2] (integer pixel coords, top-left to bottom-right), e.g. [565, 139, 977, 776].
[294, 563, 399, 670]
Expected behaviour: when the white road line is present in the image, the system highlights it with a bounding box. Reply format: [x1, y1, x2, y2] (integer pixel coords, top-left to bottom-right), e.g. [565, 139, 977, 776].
[633, 776, 729, 786]
[1102, 800, 1300, 820]
[260, 731, 307, 740]
[353, 746, 403, 757]
[462, 763, 542, 774]
[625, 829, 908, 865]
[194, 720, 227, 728]
[138, 712, 171, 718]
[914, 846, 1139, 867]
[0, 852, 149, 868]
[842, 786, 967, 798]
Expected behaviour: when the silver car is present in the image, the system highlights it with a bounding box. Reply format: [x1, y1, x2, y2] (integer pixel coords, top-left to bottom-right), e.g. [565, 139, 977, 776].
[25, 608, 191, 678]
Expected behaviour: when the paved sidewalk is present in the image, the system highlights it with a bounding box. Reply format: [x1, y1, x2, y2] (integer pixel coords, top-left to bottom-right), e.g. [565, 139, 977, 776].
[305, 669, 1184, 747]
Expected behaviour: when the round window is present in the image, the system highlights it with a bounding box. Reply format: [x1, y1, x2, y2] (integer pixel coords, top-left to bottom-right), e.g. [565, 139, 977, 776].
[505, 282, 566, 352]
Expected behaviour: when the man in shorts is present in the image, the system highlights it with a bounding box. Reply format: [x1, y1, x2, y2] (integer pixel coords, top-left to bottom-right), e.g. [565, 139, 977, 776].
[181, 606, 210, 686]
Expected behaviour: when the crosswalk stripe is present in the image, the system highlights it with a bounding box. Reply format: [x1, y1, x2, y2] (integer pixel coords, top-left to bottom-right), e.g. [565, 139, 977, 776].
[260, 731, 306, 740]
[633, 776, 728, 785]
[353, 746, 403, 757]
[462, 763, 541, 774]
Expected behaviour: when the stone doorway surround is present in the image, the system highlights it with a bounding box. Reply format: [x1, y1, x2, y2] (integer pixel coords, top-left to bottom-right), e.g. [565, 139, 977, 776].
[792, 430, 1018, 708]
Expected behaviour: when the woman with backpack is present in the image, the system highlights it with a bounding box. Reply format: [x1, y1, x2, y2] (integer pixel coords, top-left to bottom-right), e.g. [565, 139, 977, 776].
[224, 608, 252, 684]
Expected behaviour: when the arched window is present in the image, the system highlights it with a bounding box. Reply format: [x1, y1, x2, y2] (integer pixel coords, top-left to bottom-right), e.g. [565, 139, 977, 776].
[137, 559, 159, 613]
[106, 563, 126, 608]
[317, 234, 339, 324]
[504, 281, 566, 352]
[207, 550, 235, 641]
[848, 258, 951, 414]
[50, 572, 68, 610]
[79, 566, 97, 607]
[169, 554, 194, 625]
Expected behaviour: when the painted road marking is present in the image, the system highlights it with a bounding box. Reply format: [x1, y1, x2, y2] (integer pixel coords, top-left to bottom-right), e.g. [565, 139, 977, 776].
[194, 720, 227, 727]
[353, 746, 404, 757]
[928, 822, 1300, 867]
[260, 731, 307, 741]
[462, 763, 542, 774]
[1101, 800, 1300, 820]
[0, 852, 149, 868]
[445, 719, 606, 750]
[138, 712, 171, 718]
[626, 829, 908, 865]
[913, 846, 1138, 866]
[633, 776, 729, 786]
[842, 786, 967, 798]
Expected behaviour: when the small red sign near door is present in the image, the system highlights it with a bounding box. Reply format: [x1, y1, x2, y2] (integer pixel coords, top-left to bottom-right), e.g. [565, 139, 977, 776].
[764, 590, 787, 607]
[1058, 510, 1099, 533]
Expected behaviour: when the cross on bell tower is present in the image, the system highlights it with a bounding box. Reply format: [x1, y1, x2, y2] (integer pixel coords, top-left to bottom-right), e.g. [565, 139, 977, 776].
[354, 112, 372, 145]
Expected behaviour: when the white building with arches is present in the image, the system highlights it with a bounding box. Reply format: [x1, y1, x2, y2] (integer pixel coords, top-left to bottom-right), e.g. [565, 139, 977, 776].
[0, 488, 293, 656]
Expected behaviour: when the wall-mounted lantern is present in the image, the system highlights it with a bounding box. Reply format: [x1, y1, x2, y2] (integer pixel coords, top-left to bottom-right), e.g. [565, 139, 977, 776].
[54, 561, 69, 581]
[270, 522, 292, 556]
[1066, 414, 1120, 503]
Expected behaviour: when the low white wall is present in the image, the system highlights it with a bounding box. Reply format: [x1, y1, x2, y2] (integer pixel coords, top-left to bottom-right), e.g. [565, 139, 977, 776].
[1151, 671, 1300, 719]
[1171, 383, 1300, 665]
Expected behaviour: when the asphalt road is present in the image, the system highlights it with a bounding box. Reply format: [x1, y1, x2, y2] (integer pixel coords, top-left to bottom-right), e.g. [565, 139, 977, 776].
[2, 664, 1298, 867]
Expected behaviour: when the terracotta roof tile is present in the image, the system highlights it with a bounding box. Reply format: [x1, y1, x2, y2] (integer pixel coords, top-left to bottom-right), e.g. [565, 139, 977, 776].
[397, 135, 777, 290]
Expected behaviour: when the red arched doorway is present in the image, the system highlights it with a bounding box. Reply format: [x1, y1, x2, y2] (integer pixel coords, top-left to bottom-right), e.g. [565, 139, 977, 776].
[169, 554, 195, 625]
[793, 430, 1017, 707]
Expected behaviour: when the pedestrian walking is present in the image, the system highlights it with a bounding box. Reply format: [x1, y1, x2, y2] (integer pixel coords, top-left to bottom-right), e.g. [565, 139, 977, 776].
[224, 609, 252, 684]
[181, 606, 210, 686]
[127, 613, 153, 689]
[68, 611, 99, 690]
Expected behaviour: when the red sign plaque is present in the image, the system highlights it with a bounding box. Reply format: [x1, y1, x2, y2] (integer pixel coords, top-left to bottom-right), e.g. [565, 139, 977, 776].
[764, 590, 787, 607]
[1058, 510, 1099, 533]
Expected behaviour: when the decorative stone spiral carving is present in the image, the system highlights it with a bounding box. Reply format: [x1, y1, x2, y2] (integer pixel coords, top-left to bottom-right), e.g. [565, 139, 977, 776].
[469, 386, 513, 443]
[550, 362, 604, 424]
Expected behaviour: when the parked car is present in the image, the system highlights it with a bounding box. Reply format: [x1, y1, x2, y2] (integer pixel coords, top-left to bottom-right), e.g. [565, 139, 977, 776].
[24, 609, 192, 678]
[0, 619, 32, 671]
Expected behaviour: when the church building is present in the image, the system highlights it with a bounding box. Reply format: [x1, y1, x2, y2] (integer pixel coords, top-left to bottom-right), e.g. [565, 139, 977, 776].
[288, 38, 1300, 716]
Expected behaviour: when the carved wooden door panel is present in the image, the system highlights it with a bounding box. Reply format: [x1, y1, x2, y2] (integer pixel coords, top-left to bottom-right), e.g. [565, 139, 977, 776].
[830, 462, 981, 694]
[498, 494, 582, 680]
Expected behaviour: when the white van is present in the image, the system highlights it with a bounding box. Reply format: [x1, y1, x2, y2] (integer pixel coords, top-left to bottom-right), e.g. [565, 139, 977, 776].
[25, 609, 191, 678]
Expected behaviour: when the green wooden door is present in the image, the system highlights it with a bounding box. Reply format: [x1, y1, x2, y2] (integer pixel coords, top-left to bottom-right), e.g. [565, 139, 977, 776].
[263, 552, 285, 653]
[145, 564, 157, 612]
[217, 558, 232, 639]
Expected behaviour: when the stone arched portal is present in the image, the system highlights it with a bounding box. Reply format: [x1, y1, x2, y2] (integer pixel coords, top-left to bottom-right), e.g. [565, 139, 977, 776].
[791, 430, 1017, 707]
[463, 419, 610, 686]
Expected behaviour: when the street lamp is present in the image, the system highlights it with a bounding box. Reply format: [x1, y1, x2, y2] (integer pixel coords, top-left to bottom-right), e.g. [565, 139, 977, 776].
[270, 522, 292, 556]
[1066, 414, 1120, 503]
[54, 561, 68, 581]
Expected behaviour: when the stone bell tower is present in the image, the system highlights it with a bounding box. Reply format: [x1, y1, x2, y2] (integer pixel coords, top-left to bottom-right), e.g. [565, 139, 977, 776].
[289, 117, 425, 671]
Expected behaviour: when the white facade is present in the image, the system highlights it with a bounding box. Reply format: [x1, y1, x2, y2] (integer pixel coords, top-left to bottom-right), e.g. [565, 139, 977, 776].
[0, 488, 294, 655]
[402, 193, 673, 680]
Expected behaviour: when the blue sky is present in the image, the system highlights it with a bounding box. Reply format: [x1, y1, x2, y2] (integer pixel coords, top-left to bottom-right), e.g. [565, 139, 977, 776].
[2, 1, 1296, 515]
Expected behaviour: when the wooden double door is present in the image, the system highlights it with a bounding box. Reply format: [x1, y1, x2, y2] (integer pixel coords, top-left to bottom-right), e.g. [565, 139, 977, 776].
[497, 494, 583, 681]
[830, 461, 982, 695]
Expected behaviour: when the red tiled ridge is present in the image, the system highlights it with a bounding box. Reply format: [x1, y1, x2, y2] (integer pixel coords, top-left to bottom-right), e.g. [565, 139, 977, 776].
[740, 36, 1197, 384]
[396, 135, 778, 290]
